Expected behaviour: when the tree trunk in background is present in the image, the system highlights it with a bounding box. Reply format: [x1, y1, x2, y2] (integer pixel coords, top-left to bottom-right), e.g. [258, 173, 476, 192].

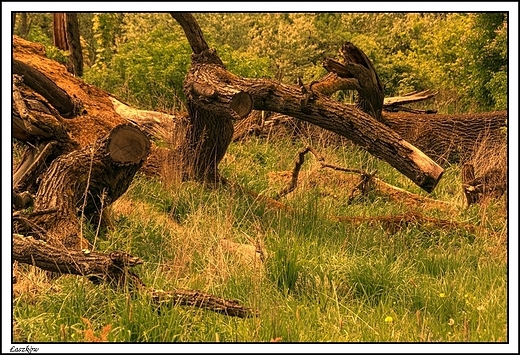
[53, 13, 83, 76]
[53, 13, 68, 50]
[384, 111, 507, 165]
[19, 13, 29, 37]
[65, 13, 83, 77]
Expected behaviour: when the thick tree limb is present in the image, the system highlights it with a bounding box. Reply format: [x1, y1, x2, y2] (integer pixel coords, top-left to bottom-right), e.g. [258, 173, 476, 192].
[324, 42, 385, 123]
[152, 289, 258, 318]
[13, 59, 81, 118]
[12, 74, 73, 144]
[171, 14, 443, 191]
[170, 13, 210, 54]
[188, 64, 443, 192]
[13, 234, 143, 281]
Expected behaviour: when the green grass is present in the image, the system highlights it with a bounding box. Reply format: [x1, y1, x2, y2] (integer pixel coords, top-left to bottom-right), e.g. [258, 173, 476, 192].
[12, 134, 508, 343]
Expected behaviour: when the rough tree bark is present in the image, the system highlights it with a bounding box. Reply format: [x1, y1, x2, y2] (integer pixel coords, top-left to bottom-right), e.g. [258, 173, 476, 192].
[170, 13, 249, 183]
[171, 13, 443, 193]
[385, 110, 507, 165]
[14, 124, 150, 250]
[53, 13, 83, 76]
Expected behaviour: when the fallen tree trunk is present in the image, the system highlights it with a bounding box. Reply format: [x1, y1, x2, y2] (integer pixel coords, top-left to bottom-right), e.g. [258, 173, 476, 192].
[186, 63, 443, 192]
[171, 13, 443, 193]
[12, 35, 258, 319]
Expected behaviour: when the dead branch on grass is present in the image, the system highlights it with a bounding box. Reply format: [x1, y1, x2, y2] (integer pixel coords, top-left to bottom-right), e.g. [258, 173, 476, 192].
[13, 234, 257, 318]
[275, 145, 454, 208]
[333, 211, 476, 234]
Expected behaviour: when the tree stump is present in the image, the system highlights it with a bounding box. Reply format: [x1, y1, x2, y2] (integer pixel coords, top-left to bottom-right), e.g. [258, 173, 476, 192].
[18, 124, 150, 250]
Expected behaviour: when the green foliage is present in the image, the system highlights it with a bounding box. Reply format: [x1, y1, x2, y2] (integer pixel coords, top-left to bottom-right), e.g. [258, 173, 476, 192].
[18, 12, 507, 113]
[17, 14, 69, 66]
[84, 14, 191, 111]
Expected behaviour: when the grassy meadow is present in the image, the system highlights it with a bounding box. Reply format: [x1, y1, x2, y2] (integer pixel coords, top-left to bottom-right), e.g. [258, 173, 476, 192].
[12, 129, 508, 345]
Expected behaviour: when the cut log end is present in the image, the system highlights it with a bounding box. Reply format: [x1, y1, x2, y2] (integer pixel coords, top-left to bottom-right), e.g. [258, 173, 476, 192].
[230, 91, 253, 119]
[107, 124, 151, 165]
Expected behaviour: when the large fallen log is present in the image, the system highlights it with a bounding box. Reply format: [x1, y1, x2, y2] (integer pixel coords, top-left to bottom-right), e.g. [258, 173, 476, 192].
[171, 13, 444, 193]
[385, 110, 507, 165]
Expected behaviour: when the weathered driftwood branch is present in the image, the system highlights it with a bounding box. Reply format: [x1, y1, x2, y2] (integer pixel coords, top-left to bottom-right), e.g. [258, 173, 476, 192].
[275, 145, 452, 207]
[152, 289, 258, 318]
[13, 234, 257, 318]
[275, 147, 314, 199]
[110, 96, 179, 139]
[383, 90, 438, 113]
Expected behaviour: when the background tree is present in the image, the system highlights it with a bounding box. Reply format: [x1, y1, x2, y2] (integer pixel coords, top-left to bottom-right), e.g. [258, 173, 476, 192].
[52, 13, 83, 76]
